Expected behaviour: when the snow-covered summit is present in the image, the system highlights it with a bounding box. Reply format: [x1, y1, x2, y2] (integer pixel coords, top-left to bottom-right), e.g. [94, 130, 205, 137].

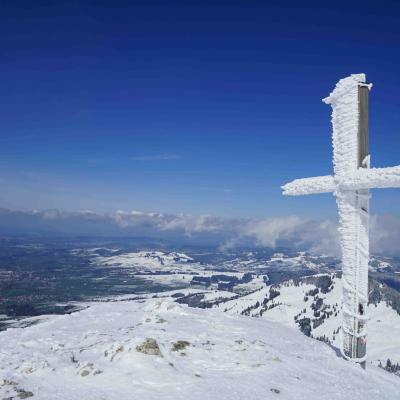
[1, 294, 399, 400]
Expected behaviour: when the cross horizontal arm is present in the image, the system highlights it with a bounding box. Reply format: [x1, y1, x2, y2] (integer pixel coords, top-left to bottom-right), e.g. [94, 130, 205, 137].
[339, 165, 400, 190]
[282, 175, 335, 196]
[282, 165, 400, 196]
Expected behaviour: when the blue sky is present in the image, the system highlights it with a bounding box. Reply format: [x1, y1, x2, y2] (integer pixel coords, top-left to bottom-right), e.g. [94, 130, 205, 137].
[1, 0, 400, 219]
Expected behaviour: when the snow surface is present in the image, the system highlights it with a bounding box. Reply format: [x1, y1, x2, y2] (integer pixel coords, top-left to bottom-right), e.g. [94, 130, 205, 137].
[1, 295, 400, 400]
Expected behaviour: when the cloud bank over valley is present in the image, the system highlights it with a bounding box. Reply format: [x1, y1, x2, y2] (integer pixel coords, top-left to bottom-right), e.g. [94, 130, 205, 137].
[1, 208, 400, 256]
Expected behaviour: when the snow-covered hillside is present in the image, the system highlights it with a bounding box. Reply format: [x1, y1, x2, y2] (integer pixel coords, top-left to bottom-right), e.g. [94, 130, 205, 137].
[1, 294, 399, 400]
[94, 251, 197, 272]
[212, 274, 400, 368]
[218, 251, 338, 273]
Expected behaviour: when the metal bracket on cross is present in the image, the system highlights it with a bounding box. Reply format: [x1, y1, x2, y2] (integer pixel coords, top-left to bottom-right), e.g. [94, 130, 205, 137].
[282, 74, 400, 364]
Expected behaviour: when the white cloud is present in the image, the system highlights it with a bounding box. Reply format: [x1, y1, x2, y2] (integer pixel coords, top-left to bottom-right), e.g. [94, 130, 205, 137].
[233, 216, 340, 256]
[1, 208, 400, 256]
[111, 211, 341, 254]
[370, 214, 400, 256]
[241, 215, 304, 247]
[113, 210, 229, 235]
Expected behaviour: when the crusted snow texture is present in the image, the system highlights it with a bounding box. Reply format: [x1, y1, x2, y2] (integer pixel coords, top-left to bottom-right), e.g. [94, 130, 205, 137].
[282, 175, 335, 195]
[337, 189, 369, 361]
[282, 166, 400, 196]
[323, 73, 365, 179]
[340, 166, 400, 190]
[323, 74, 370, 360]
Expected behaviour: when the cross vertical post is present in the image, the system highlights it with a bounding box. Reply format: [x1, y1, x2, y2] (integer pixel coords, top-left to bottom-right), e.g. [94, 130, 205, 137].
[336, 82, 370, 366]
[358, 85, 369, 168]
[357, 84, 370, 369]
[341, 84, 370, 366]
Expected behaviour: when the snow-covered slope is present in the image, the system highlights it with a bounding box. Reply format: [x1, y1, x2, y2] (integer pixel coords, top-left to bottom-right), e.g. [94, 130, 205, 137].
[218, 251, 337, 273]
[1, 295, 399, 400]
[213, 274, 400, 368]
[94, 251, 198, 273]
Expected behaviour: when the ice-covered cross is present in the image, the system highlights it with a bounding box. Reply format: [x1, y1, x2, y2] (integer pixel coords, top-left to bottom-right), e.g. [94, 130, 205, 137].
[282, 74, 400, 364]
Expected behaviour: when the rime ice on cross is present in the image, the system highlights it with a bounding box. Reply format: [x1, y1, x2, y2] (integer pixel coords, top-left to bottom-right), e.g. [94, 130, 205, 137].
[282, 74, 400, 364]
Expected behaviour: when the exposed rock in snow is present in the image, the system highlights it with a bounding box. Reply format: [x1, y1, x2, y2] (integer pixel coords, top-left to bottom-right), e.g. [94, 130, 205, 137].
[136, 338, 163, 357]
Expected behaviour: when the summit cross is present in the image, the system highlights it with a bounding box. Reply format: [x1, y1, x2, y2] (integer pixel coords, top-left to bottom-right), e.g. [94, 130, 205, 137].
[282, 74, 400, 365]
